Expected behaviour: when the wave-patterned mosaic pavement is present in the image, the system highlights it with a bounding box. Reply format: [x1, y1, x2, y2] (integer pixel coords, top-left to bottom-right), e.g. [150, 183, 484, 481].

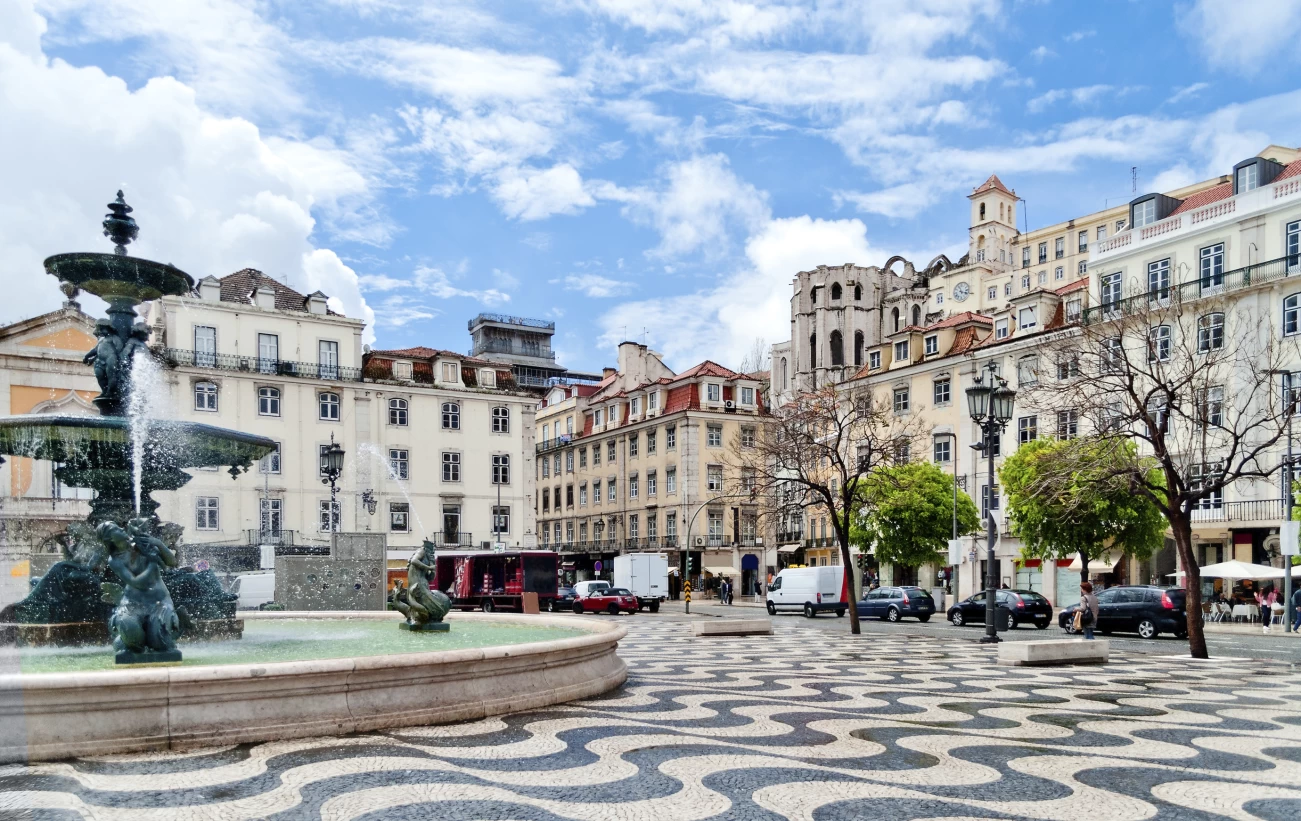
[3, 620, 1301, 820]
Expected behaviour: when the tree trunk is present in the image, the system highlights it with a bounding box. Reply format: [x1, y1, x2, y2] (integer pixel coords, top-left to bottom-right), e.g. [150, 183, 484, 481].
[838, 533, 861, 635]
[1170, 513, 1208, 659]
[1078, 552, 1090, 585]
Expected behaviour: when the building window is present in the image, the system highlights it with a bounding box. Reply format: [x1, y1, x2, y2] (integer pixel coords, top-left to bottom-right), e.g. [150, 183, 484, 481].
[628, 434, 639, 457]
[1021, 274, 1031, 290]
[933, 436, 951, 463]
[194, 325, 217, 366]
[259, 442, 282, 474]
[869, 351, 881, 370]
[1066, 299, 1082, 322]
[982, 485, 1000, 518]
[1197, 312, 1225, 352]
[1237, 164, 1259, 192]
[442, 452, 460, 482]
[1078, 260, 1087, 275]
[707, 465, 724, 492]
[1149, 325, 1171, 362]
[195, 497, 219, 531]
[389, 398, 408, 426]
[1004, 282, 1012, 296]
[1287, 220, 1300, 269]
[480, 369, 496, 388]
[1037, 271, 1047, 285]
[1097, 225, 1108, 241]
[592, 480, 601, 504]
[441, 362, 459, 383]
[1038, 242, 1047, 263]
[1056, 357, 1080, 379]
[258, 386, 280, 417]
[987, 286, 997, 301]
[995, 319, 1009, 339]
[318, 340, 339, 380]
[319, 499, 341, 532]
[1054, 237, 1064, 259]
[1286, 294, 1301, 336]
[1199, 243, 1225, 292]
[259, 498, 281, 535]
[924, 335, 938, 355]
[629, 475, 639, 500]
[565, 484, 573, 508]
[194, 381, 218, 412]
[579, 483, 588, 506]
[1078, 230, 1088, 252]
[1147, 258, 1171, 301]
[1018, 415, 1038, 444]
[492, 506, 510, 538]
[933, 378, 951, 405]
[707, 424, 723, 447]
[666, 467, 677, 494]
[630, 397, 640, 416]
[740, 386, 755, 405]
[894, 340, 909, 361]
[893, 388, 910, 413]
[257, 333, 279, 374]
[1132, 199, 1156, 228]
[608, 440, 616, 462]
[1101, 272, 1122, 311]
[1056, 409, 1078, 439]
[319, 392, 340, 421]
[647, 471, 657, 496]
[492, 454, 510, 484]
[707, 383, 721, 402]
[666, 426, 676, 449]
[740, 426, 756, 448]
[648, 391, 658, 410]
[1022, 247, 1030, 267]
[646, 430, 657, 454]
[393, 360, 412, 380]
[1017, 356, 1038, 385]
[1053, 267, 1063, 281]
[608, 480, 617, 502]
[1102, 337, 1123, 372]
[489, 406, 509, 433]
[579, 447, 588, 468]
[390, 502, 410, 532]
[592, 442, 601, 465]
[935, 292, 944, 306]
[1189, 462, 1225, 509]
[442, 402, 460, 430]
[1018, 307, 1036, 330]
[385, 448, 409, 480]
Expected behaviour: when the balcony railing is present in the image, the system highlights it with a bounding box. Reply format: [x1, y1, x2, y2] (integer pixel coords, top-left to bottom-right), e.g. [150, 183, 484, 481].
[1082, 254, 1301, 325]
[1189, 498, 1286, 523]
[776, 531, 804, 545]
[166, 349, 362, 382]
[536, 435, 579, 454]
[431, 532, 474, 547]
[805, 537, 834, 548]
[469, 314, 556, 331]
[471, 340, 557, 361]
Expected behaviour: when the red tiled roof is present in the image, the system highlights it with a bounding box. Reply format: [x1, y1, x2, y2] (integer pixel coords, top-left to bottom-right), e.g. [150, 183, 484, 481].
[582, 414, 594, 437]
[972, 174, 1013, 196]
[949, 326, 987, 355]
[927, 311, 993, 330]
[1277, 159, 1301, 181]
[1044, 301, 1068, 330]
[673, 360, 742, 380]
[664, 385, 698, 413]
[368, 346, 493, 366]
[219, 269, 324, 313]
[1169, 182, 1231, 216]
[1054, 279, 1089, 295]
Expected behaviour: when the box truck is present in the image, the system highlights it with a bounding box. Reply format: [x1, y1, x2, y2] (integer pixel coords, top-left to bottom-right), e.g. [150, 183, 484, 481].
[613, 553, 668, 612]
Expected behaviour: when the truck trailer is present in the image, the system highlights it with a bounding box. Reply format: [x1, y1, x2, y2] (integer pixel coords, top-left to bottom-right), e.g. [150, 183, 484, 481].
[431, 550, 560, 613]
[613, 553, 668, 612]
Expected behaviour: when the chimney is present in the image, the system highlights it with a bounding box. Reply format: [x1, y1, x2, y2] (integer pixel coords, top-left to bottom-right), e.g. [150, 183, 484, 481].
[603, 367, 616, 379]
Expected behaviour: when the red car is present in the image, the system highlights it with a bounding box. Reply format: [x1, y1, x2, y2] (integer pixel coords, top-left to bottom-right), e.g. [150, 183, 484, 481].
[575, 586, 639, 615]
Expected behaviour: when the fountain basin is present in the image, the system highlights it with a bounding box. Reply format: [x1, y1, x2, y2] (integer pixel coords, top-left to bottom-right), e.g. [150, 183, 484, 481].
[0, 611, 627, 763]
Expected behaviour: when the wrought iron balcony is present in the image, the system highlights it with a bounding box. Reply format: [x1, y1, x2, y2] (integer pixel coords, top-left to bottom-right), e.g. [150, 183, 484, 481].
[536, 435, 581, 454]
[776, 530, 804, 545]
[1082, 254, 1300, 325]
[469, 314, 556, 331]
[471, 340, 557, 361]
[1189, 498, 1286, 524]
[165, 349, 362, 382]
[432, 532, 474, 547]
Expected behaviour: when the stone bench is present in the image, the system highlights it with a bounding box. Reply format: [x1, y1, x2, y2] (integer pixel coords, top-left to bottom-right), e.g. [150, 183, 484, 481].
[999, 639, 1109, 666]
[691, 618, 773, 637]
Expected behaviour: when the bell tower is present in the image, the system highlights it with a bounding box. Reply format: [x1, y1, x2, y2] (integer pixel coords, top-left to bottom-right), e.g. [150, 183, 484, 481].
[968, 175, 1017, 267]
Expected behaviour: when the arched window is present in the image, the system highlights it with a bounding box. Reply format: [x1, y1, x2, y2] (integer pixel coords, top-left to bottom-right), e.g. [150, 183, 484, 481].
[388, 398, 408, 426]
[892, 307, 900, 332]
[319, 392, 340, 421]
[1286, 294, 1301, 336]
[194, 381, 218, 412]
[810, 288, 817, 305]
[854, 284, 862, 301]
[780, 357, 788, 389]
[829, 330, 844, 366]
[1197, 313, 1224, 352]
[854, 331, 864, 367]
[1148, 325, 1171, 362]
[831, 283, 842, 300]
[442, 401, 461, 430]
[809, 334, 817, 369]
[258, 386, 280, 417]
[912, 305, 921, 326]
[979, 202, 986, 220]
[492, 406, 510, 433]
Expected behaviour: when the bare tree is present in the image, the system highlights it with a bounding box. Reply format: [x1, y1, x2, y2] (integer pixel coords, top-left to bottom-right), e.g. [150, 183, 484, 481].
[738, 337, 769, 376]
[1024, 286, 1297, 659]
[730, 384, 923, 635]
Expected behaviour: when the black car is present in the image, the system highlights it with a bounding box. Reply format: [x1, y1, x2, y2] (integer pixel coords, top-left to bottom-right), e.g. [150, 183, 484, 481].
[857, 586, 935, 622]
[1059, 585, 1188, 639]
[947, 589, 1054, 630]
[548, 586, 578, 612]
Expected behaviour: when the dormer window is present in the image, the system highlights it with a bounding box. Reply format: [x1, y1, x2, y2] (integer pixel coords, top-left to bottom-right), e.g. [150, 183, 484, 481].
[869, 350, 881, 370]
[1132, 199, 1156, 228]
[1233, 156, 1283, 194]
[707, 383, 721, 402]
[630, 397, 640, 415]
[1066, 299, 1082, 322]
[1238, 164, 1259, 192]
[441, 362, 459, 383]
[393, 361, 413, 380]
[893, 340, 909, 361]
[995, 318, 1009, 339]
[1019, 307, 1036, 330]
[924, 335, 938, 356]
[479, 369, 496, 388]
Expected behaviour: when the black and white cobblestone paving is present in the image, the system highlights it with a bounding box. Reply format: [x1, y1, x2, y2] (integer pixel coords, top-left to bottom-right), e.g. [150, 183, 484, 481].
[2, 619, 1300, 820]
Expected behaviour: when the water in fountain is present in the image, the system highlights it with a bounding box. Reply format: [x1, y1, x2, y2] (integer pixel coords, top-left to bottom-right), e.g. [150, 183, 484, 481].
[126, 351, 167, 516]
[357, 442, 427, 537]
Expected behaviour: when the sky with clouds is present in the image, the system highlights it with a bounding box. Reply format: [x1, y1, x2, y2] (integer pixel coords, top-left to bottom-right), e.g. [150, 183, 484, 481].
[3, 0, 1301, 373]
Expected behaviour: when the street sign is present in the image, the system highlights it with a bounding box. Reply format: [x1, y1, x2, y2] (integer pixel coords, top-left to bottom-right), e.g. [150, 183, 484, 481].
[1283, 521, 1300, 556]
[594, 560, 603, 573]
[947, 539, 962, 564]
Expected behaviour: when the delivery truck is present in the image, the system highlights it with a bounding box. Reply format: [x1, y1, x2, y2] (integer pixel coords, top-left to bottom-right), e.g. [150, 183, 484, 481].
[613, 553, 668, 612]
[431, 550, 560, 613]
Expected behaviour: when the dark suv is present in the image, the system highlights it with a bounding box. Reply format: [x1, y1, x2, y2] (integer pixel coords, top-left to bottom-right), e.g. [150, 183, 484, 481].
[947, 589, 1054, 630]
[1058, 585, 1188, 639]
[857, 586, 936, 622]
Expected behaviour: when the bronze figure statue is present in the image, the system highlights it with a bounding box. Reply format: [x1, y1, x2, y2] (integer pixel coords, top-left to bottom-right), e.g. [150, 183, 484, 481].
[98, 520, 182, 663]
[394, 541, 452, 632]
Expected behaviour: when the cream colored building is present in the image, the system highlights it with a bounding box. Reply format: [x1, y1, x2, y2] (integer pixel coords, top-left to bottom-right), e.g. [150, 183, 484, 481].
[535, 342, 769, 595]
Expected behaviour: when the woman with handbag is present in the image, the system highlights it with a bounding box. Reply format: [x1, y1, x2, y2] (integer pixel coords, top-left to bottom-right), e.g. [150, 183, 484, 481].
[1257, 586, 1278, 633]
[1077, 581, 1099, 640]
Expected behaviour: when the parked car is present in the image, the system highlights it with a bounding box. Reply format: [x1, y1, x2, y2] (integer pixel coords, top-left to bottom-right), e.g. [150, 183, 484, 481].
[947, 589, 1054, 630]
[574, 586, 639, 615]
[857, 586, 935, 622]
[765, 566, 847, 618]
[1058, 585, 1188, 639]
[548, 586, 578, 612]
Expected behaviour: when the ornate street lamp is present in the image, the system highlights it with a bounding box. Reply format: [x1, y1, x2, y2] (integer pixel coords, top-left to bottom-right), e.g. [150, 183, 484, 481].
[320, 433, 345, 531]
[966, 362, 1016, 644]
[361, 489, 378, 516]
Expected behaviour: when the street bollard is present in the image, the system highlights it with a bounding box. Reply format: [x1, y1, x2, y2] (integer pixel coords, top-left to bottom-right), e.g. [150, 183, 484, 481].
[684, 581, 691, 615]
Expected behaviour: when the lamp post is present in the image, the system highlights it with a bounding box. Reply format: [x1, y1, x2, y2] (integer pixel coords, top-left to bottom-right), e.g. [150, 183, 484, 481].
[320, 433, 345, 532]
[966, 361, 1016, 644]
[1270, 369, 1296, 632]
[939, 431, 959, 597]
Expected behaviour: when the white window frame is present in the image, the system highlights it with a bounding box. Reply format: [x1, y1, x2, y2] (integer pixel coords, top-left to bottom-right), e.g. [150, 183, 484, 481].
[195, 497, 220, 531]
[389, 448, 409, 480]
[194, 380, 218, 412]
[491, 454, 510, 485]
[258, 386, 280, 417]
[442, 401, 460, 430]
[442, 451, 461, 482]
[319, 391, 340, 421]
[389, 398, 408, 426]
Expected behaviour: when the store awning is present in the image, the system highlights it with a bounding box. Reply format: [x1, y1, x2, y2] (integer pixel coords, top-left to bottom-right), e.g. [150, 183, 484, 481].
[703, 566, 737, 575]
[1067, 553, 1121, 572]
[777, 545, 801, 553]
[1169, 560, 1284, 579]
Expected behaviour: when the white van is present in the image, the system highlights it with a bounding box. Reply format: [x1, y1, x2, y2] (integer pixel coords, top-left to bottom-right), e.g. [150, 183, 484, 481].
[233, 571, 276, 610]
[573, 579, 611, 599]
[766, 566, 847, 618]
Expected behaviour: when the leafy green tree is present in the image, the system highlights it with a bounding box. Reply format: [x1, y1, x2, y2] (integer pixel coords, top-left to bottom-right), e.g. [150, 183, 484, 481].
[852, 462, 981, 568]
[1000, 437, 1166, 583]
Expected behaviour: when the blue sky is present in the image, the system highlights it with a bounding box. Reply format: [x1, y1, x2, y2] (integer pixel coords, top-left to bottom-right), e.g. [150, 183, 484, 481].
[3, 0, 1301, 373]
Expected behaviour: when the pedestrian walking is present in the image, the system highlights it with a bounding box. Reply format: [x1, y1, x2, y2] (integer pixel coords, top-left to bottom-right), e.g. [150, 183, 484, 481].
[1077, 581, 1099, 641]
[1292, 584, 1301, 632]
[1257, 586, 1278, 633]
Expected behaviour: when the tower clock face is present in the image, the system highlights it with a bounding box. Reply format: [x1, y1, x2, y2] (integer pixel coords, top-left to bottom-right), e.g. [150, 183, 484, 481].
[953, 282, 970, 302]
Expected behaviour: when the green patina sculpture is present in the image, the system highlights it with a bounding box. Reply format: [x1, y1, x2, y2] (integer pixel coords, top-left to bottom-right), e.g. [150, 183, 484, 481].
[394, 541, 452, 632]
[99, 520, 182, 661]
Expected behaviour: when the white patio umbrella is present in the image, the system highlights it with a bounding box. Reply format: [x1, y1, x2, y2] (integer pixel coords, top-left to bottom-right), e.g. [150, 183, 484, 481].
[1169, 559, 1284, 579]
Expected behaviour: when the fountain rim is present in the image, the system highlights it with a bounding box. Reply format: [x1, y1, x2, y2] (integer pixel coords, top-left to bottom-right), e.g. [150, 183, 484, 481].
[1, 611, 624, 683]
[43, 251, 195, 301]
[0, 414, 277, 454]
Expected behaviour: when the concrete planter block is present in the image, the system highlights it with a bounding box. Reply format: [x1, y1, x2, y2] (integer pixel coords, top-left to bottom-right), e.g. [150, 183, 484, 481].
[692, 618, 773, 636]
[999, 639, 1109, 666]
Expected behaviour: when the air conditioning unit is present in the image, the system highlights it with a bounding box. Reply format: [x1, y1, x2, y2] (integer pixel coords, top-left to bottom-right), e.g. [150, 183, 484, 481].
[480, 541, 492, 550]
[724, 400, 735, 410]
[694, 536, 705, 547]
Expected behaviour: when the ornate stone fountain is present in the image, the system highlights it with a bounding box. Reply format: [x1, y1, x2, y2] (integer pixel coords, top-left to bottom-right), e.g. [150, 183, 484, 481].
[0, 193, 276, 662]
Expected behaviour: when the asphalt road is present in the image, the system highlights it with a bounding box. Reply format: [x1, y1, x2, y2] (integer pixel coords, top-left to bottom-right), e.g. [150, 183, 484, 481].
[653, 599, 1301, 665]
